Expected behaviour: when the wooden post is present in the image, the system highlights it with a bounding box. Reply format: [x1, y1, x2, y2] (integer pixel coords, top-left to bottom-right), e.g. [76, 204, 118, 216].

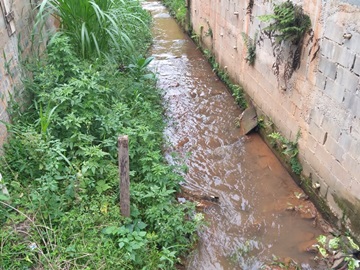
[118, 135, 130, 217]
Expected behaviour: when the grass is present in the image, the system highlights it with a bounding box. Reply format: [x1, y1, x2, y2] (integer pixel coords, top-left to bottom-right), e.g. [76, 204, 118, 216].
[0, 0, 200, 269]
[161, 0, 187, 27]
[35, 0, 152, 62]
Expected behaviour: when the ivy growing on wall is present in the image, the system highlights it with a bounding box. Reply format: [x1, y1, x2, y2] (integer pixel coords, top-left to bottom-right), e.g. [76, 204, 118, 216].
[259, 0, 311, 87]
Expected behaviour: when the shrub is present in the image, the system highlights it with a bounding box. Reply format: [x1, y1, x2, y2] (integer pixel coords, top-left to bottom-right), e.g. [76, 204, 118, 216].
[1, 2, 198, 268]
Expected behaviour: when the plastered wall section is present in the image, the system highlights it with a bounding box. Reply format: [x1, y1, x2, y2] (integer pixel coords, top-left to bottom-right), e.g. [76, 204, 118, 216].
[188, 0, 360, 238]
[0, 0, 39, 149]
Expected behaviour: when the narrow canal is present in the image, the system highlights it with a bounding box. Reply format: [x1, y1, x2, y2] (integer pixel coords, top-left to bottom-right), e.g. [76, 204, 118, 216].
[143, 1, 325, 269]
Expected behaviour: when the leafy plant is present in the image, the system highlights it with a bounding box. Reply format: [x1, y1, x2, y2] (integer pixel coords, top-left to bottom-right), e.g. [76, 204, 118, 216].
[241, 32, 257, 66]
[259, 0, 311, 85]
[1, 2, 198, 268]
[2, 50, 14, 77]
[205, 27, 213, 38]
[127, 55, 155, 80]
[36, 0, 119, 59]
[102, 223, 148, 263]
[268, 131, 302, 175]
[231, 84, 246, 109]
[204, 21, 213, 38]
[36, 103, 58, 139]
[162, 0, 187, 27]
[315, 235, 360, 270]
[202, 49, 247, 110]
[35, 0, 151, 62]
[259, 0, 311, 45]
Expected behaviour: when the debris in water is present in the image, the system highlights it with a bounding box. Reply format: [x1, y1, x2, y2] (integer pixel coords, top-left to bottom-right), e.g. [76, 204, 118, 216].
[294, 191, 309, 200]
[312, 182, 320, 189]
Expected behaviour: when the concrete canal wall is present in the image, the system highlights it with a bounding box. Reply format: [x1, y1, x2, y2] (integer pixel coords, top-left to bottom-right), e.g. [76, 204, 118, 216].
[187, 0, 360, 238]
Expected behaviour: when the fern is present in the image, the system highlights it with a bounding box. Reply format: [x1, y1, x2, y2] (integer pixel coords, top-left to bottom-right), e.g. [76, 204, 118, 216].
[259, 0, 311, 45]
[258, 0, 311, 85]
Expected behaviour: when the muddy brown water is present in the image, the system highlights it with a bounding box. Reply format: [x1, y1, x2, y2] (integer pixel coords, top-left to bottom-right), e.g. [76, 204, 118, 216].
[143, 1, 324, 269]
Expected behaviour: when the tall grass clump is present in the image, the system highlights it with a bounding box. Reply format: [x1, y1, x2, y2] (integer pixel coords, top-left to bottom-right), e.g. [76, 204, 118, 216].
[35, 0, 151, 62]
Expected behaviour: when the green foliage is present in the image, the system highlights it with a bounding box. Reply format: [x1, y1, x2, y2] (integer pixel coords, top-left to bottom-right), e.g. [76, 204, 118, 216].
[0, 10, 197, 269]
[2, 50, 14, 78]
[268, 131, 302, 175]
[102, 223, 148, 263]
[266, 254, 302, 269]
[259, 0, 311, 45]
[241, 32, 257, 66]
[259, 0, 311, 84]
[316, 235, 360, 270]
[290, 156, 303, 175]
[127, 55, 156, 81]
[205, 27, 213, 38]
[231, 84, 246, 109]
[37, 103, 59, 139]
[35, 0, 151, 62]
[203, 49, 247, 110]
[191, 32, 201, 45]
[161, 0, 187, 27]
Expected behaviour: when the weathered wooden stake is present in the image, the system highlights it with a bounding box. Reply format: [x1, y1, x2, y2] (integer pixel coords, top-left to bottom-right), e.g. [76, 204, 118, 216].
[118, 135, 130, 217]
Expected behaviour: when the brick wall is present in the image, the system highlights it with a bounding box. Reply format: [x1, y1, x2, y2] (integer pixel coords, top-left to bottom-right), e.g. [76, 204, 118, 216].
[0, 0, 34, 148]
[188, 0, 360, 238]
[0, 0, 54, 149]
[304, 1, 360, 236]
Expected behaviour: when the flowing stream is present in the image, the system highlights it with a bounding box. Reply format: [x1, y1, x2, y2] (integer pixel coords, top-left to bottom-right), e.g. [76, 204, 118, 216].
[143, 1, 324, 269]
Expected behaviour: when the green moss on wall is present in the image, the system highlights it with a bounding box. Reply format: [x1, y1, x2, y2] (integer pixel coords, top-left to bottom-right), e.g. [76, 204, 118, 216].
[334, 194, 360, 239]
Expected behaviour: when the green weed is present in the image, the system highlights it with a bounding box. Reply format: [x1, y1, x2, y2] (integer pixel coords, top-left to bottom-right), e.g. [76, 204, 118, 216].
[268, 131, 303, 175]
[202, 49, 247, 110]
[258, 0, 311, 84]
[259, 0, 311, 45]
[315, 235, 360, 270]
[241, 32, 257, 66]
[162, 0, 187, 27]
[0, 2, 198, 268]
[35, 0, 151, 62]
